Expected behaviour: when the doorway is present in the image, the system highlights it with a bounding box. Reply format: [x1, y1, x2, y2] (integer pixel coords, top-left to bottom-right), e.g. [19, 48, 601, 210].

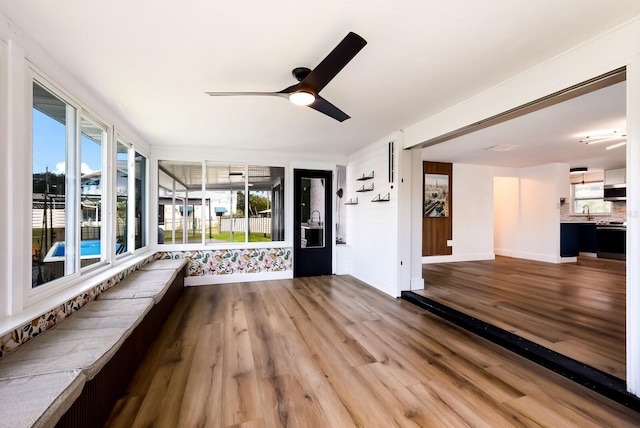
[294, 169, 332, 277]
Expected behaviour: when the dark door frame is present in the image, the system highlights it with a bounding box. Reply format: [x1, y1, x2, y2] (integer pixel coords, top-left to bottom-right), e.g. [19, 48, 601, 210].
[293, 169, 333, 277]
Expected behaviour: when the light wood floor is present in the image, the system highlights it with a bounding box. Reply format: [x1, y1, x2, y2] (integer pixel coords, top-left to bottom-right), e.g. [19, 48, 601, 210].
[415, 256, 626, 379]
[104, 275, 639, 427]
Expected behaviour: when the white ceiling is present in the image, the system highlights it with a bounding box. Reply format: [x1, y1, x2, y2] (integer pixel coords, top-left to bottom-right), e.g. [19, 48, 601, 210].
[1, 1, 639, 159]
[422, 81, 627, 171]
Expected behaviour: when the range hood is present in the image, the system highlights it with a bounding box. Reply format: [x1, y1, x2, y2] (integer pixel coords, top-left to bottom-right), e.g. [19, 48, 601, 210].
[604, 183, 626, 201]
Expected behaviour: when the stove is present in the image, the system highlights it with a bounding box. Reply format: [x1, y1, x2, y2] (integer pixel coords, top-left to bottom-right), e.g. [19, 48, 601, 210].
[596, 222, 626, 260]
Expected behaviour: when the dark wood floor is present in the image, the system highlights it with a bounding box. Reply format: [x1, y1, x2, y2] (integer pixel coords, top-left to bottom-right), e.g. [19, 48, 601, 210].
[415, 256, 626, 379]
[105, 275, 639, 427]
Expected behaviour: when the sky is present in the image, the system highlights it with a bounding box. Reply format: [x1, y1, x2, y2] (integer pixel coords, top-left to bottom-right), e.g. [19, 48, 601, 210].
[32, 108, 102, 175]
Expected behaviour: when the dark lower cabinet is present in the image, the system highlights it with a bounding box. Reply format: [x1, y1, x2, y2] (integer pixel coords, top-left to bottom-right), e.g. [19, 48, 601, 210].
[579, 223, 597, 253]
[561, 223, 579, 257]
[561, 222, 597, 257]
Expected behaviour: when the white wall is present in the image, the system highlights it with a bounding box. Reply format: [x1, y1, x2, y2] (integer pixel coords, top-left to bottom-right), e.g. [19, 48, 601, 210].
[494, 176, 519, 257]
[422, 163, 497, 263]
[420, 162, 568, 264]
[515, 163, 568, 262]
[346, 133, 400, 297]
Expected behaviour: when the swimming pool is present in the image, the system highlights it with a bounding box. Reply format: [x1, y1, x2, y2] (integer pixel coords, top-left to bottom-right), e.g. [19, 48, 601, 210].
[43, 240, 123, 262]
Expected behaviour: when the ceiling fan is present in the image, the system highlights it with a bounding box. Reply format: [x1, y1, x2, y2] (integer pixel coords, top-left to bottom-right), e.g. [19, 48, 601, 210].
[206, 32, 367, 122]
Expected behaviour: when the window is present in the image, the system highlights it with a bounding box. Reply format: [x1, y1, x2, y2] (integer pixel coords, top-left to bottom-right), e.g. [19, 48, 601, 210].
[80, 116, 106, 269]
[158, 161, 203, 244]
[31, 79, 149, 290]
[115, 142, 149, 253]
[572, 181, 612, 215]
[32, 81, 78, 287]
[116, 141, 130, 254]
[158, 161, 285, 244]
[206, 163, 247, 243]
[135, 151, 147, 249]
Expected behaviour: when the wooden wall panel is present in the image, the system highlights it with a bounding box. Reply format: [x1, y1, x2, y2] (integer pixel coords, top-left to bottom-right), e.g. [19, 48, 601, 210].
[422, 161, 452, 256]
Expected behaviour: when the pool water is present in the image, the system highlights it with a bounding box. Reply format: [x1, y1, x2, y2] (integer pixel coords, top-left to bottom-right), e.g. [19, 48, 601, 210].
[45, 240, 123, 261]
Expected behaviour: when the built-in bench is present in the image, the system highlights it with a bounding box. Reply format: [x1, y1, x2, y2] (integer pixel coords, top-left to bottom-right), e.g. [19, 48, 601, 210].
[0, 256, 186, 428]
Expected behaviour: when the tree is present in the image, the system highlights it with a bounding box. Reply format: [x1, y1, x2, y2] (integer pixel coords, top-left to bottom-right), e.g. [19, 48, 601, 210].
[236, 191, 270, 216]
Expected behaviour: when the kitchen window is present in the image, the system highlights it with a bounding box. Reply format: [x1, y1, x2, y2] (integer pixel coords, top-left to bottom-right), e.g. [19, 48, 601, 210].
[572, 181, 612, 215]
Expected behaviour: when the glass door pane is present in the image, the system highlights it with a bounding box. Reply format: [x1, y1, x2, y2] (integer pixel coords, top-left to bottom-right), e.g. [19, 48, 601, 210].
[300, 177, 325, 248]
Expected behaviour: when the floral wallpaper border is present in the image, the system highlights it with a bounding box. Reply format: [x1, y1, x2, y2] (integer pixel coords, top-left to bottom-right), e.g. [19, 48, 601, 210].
[159, 248, 292, 276]
[0, 253, 160, 358]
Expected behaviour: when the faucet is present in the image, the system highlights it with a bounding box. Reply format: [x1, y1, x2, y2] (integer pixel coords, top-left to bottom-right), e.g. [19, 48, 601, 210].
[310, 210, 321, 225]
[582, 205, 593, 221]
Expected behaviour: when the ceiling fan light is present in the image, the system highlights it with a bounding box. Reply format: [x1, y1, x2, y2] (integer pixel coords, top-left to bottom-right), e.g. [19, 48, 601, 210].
[289, 91, 315, 106]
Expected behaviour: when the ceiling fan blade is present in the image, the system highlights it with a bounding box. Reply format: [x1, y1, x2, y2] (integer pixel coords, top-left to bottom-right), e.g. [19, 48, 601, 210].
[308, 96, 350, 122]
[299, 32, 367, 94]
[205, 91, 288, 98]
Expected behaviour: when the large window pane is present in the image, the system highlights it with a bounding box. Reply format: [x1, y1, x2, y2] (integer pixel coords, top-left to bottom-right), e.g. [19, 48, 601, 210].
[248, 166, 285, 242]
[206, 163, 246, 243]
[157, 162, 285, 245]
[32, 81, 77, 287]
[116, 142, 130, 254]
[135, 152, 147, 249]
[80, 117, 104, 268]
[158, 161, 203, 244]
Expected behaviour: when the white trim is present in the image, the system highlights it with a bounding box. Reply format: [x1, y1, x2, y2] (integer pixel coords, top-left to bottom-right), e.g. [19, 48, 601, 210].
[626, 56, 640, 395]
[0, 38, 8, 318]
[410, 277, 425, 291]
[185, 270, 293, 286]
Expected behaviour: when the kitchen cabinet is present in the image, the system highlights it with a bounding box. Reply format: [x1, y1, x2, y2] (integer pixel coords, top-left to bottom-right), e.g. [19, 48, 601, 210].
[579, 223, 597, 253]
[604, 168, 626, 185]
[561, 222, 596, 257]
[560, 223, 579, 257]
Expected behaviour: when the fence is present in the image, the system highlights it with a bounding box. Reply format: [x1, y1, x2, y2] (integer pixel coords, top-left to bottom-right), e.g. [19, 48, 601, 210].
[220, 217, 271, 235]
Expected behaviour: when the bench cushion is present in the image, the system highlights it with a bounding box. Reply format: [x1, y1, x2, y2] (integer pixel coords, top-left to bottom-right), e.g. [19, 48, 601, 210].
[140, 258, 186, 271]
[0, 298, 153, 381]
[98, 268, 180, 304]
[0, 370, 85, 428]
[55, 298, 153, 332]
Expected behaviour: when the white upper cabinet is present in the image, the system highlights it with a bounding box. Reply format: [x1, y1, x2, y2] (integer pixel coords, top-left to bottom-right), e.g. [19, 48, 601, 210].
[604, 168, 626, 185]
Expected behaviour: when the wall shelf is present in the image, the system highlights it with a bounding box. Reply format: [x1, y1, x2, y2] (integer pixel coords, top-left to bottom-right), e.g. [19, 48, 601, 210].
[355, 183, 374, 193]
[344, 197, 358, 205]
[371, 193, 390, 202]
[356, 171, 375, 181]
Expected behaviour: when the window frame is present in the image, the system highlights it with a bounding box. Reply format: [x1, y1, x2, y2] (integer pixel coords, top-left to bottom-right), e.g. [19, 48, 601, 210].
[79, 112, 110, 271]
[28, 76, 83, 296]
[115, 136, 150, 258]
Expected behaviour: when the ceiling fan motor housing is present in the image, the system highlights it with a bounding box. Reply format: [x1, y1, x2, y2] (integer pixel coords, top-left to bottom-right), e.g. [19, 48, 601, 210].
[292, 67, 311, 82]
